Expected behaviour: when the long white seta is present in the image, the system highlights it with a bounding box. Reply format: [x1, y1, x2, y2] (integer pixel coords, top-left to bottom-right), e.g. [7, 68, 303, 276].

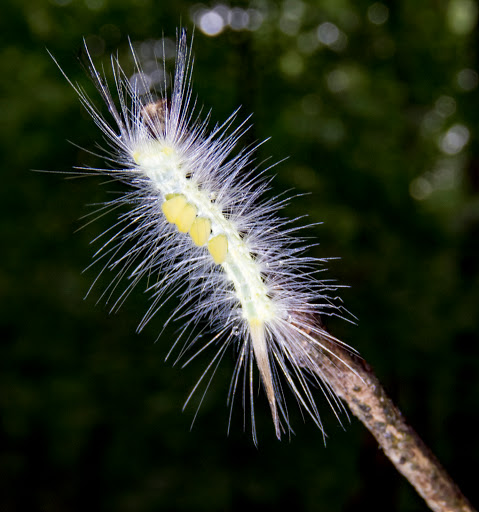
[55, 29, 355, 443]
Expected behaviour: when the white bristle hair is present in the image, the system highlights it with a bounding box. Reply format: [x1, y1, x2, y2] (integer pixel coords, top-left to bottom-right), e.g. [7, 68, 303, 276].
[55, 28, 355, 443]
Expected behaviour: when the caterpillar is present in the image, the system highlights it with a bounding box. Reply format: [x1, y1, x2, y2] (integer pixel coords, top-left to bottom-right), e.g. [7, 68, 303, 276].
[55, 29, 354, 443]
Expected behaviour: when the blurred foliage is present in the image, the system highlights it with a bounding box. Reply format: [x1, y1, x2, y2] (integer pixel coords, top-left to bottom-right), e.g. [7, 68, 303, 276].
[1, 0, 479, 511]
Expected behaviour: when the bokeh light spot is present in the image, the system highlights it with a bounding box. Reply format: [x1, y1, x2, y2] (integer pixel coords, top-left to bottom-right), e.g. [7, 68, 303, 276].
[421, 111, 444, 135]
[84, 0, 104, 10]
[447, 0, 478, 34]
[154, 38, 176, 60]
[84, 34, 105, 57]
[367, 3, 389, 25]
[317, 22, 339, 45]
[130, 72, 153, 95]
[439, 124, 470, 154]
[230, 7, 249, 31]
[280, 51, 304, 76]
[410, 177, 433, 200]
[435, 95, 456, 118]
[199, 10, 225, 36]
[297, 31, 320, 54]
[327, 69, 350, 92]
[457, 68, 478, 90]
[246, 8, 264, 30]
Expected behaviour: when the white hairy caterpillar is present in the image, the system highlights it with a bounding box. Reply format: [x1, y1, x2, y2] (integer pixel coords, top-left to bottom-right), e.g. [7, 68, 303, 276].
[56, 29, 354, 442]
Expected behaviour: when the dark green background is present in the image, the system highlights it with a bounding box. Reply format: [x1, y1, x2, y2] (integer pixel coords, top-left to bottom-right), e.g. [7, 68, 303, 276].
[2, 0, 478, 510]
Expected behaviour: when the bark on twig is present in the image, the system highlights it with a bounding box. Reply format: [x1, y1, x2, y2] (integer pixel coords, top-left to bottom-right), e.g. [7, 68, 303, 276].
[308, 335, 476, 512]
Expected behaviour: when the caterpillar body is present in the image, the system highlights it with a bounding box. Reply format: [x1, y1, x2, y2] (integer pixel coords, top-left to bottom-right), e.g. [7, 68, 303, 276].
[57, 30, 353, 442]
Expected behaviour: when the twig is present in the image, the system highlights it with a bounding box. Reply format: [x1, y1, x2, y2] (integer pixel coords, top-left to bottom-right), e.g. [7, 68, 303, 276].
[307, 335, 476, 512]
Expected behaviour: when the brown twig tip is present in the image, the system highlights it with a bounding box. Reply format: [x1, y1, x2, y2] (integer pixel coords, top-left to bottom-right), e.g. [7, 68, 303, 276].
[307, 335, 476, 512]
